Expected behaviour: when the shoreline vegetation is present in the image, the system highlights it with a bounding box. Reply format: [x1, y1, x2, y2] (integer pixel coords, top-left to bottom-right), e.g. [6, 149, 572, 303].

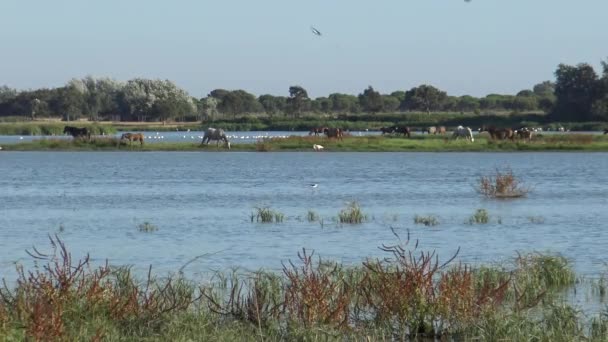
[1, 234, 606, 341]
[2, 134, 608, 152]
[1, 113, 608, 136]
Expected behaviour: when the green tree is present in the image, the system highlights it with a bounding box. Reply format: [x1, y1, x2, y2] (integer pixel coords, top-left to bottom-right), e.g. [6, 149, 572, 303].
[401, 85, 447, 114]
[258, 94, 286, 116]
[328, 93, 360, 113]
[358, 86, 383, 113]
[551, 63, 601, 121]
[287, 86, 309, 118]
[381, 95, 400, 112]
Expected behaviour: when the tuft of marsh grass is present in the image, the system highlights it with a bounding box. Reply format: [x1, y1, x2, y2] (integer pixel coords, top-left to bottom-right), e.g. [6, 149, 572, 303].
[137, 221, 159, 232]
[478, 168, 529, 199]
[252, 207, 284, 223]
[468, 208, 490, 224]
[527, 216, 545, 224]
[306, 210, 319, 222]
[338, 201, 366, 224]
[413, 214, 439, 226]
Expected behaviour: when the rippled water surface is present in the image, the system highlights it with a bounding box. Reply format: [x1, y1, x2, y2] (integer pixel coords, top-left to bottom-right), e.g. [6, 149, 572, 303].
[1, 152, 607, 282]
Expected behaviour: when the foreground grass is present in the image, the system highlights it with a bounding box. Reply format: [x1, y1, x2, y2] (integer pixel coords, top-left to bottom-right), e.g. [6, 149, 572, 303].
[0, 235, 606, 341]
[3, 134, 608, 152]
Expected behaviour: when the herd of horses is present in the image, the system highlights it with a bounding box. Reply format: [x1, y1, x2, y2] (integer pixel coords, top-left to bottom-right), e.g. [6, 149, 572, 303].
[60, 125, 608, 149]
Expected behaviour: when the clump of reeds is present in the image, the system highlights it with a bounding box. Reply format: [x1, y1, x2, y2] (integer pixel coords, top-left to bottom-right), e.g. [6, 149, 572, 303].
[478, 168, 529, 198]
[527, 216, 545, 224]
[338, 201, 366, 224]
[306, 210, 319, 222]
[414, 214, 439, 226]
[252, 207, 284, 223]
[468, 209, 490, 224]
[138, 221, 159, 232]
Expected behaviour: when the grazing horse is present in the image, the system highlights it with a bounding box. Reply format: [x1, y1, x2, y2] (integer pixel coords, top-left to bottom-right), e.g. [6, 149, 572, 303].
[516, 127, 533, 141]
[603, 129, 608, 135]
[423, 126, 437, 135]
[380, 126, 397, 135]
[437, 126, 446, 135]
[395, 126, 411, 138]
[452, 126, 474, 142]
[309, 127, 326, 136]
[313, 144, 324, 151]
[120, 133, 145, 146]
[201, 127, 231, 149]
[63, 126, 91, 140]
[324, 127, 343, 140]
[480, 125, 514, 140]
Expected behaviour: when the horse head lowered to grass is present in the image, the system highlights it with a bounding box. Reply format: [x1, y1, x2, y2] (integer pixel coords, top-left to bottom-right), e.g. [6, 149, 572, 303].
[120, 133, 145, 146]
[201, 128, 230, 149]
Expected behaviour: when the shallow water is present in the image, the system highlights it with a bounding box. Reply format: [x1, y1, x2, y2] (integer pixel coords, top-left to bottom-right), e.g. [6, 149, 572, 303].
[0, 152, 607, 285]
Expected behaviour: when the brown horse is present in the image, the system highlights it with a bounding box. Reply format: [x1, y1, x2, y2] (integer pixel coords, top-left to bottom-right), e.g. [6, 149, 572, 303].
[120, 133, 145, 146]
[516, 128, 533, 141]
[324, 127, 343, 140]
[437, 126, 447, 134]
[480, 125, 514, 140]
[309, 127, 327, 136]
[604, 129, 608, 135]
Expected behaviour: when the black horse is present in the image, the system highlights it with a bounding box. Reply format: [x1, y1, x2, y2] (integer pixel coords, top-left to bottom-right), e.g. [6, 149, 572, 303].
[604, 129, 608, 135]
[63, 126, 91, 140]
[380, 126, 397, 135]
[395, 126, 411, 138]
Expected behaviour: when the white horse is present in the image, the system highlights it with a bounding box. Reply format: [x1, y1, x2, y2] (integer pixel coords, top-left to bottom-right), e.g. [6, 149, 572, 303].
[313, 144, 324, 151]
[201, 128, 230, 149]
[452, 126, 474, 142]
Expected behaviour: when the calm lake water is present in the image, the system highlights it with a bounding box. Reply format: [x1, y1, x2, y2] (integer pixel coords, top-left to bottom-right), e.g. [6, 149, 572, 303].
[1, 152, 607, 285]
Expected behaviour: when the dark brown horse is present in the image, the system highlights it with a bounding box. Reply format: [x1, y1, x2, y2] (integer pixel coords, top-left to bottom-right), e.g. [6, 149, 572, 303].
[120, 132, 145, 146]
[604, 129, 608, 135]
[309, 127, 327, 136]
[395, 126, 411, 138]
[480, 125, 514, 140]
[63, 126, 91, 140]
[324, 127, 343, 140]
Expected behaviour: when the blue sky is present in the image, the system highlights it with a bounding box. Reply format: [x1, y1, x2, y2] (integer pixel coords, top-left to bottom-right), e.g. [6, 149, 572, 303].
[1, 0, 606, 98]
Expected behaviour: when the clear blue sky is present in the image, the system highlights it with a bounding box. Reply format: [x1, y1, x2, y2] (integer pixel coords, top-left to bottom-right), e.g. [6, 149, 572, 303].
[1, 0, 606, 98]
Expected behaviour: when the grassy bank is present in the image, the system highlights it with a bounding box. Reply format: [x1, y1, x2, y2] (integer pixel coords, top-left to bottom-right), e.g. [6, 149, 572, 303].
[1, 235, 606, 341]
[2, 114, 608, 135]
[3, 134, 608, 152]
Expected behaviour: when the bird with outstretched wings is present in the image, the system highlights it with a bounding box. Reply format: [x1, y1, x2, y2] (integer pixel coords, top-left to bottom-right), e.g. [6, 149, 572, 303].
[310, 26, 322, 36]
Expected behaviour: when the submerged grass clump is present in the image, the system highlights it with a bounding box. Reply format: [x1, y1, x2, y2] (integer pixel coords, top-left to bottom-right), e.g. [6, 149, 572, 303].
[252, 207, 284, 223]
[306, 210, 319, 222]
[414, 214, 439, 226]
[468, 208, 490, 224]
[478, 168, 529, 199]
[137, 221, 158, 232]
[338, 201, 366, 224]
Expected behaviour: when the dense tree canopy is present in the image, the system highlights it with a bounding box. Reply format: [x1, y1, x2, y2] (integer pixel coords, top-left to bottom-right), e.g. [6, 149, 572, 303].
[1, 60, 607, 122]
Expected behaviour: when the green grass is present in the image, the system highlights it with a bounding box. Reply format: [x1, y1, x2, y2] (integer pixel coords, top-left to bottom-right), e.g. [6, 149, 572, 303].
[468, 208, 490, 224]
[0, 235, 605, 341]
[251, 207, 285, 223]
[338, 201, 366, 224]
[4, 134, 608, 152]
[413, 214, 440, 226]
[137, 221, 159, 232]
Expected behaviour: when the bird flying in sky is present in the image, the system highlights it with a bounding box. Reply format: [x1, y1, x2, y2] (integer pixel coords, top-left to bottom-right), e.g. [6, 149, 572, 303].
[310, 26, 322, 36]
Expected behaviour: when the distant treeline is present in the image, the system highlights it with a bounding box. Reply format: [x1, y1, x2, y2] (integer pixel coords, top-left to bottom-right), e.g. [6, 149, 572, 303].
[1, 60, 607, 123]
